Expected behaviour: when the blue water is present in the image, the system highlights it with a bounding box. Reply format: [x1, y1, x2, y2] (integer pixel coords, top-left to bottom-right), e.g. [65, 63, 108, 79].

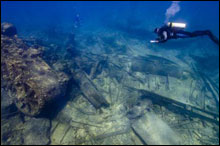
[1, 1, 219, 145]
[1, 1, 219, 33]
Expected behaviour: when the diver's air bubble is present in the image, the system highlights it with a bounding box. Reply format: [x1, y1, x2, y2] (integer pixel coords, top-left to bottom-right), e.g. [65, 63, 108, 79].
[165, 1, 181, 23]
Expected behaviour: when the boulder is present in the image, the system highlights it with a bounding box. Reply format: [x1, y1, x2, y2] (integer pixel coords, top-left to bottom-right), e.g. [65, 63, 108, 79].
[1, 22, 17, 37]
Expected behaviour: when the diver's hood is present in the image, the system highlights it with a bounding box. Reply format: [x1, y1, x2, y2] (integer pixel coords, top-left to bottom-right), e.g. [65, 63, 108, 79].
[167, 22, 186, 29]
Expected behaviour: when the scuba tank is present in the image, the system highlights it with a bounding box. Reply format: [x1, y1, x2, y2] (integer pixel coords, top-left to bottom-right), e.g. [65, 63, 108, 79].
[167, 22, 186, 29]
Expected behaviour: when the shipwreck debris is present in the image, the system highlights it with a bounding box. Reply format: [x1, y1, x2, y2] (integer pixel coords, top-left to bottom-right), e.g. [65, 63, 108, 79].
[126, 86, 219, 124]
[73, 69, 109, 108]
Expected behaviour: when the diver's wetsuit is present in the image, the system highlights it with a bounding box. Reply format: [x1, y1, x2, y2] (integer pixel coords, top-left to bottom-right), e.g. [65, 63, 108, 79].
[156, 25, 219, 45]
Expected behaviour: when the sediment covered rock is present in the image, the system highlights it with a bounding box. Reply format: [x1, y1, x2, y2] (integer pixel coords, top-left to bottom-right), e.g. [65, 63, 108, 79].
[1, 23, 69, 116]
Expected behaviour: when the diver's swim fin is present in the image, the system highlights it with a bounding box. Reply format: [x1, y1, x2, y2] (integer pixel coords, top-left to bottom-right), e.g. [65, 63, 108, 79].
[205, 30, 219, 46]
[210, 35, 219, 46]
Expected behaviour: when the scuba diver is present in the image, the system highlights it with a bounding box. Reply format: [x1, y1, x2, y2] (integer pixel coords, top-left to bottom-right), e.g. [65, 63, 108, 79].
[151, 22, 219, 45]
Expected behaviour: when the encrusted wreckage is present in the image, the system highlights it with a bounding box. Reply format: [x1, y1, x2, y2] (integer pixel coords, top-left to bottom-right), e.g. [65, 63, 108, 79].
[1, 23, 69, 116]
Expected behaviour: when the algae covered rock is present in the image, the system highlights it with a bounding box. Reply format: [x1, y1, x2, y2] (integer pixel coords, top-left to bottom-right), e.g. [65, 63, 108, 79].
[1, 23, 69, 116]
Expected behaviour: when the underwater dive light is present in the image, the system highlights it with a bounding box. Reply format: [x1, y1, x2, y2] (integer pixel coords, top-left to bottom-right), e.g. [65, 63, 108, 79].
[167, 22, 186, 28]
[150, 40, 159, 43]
